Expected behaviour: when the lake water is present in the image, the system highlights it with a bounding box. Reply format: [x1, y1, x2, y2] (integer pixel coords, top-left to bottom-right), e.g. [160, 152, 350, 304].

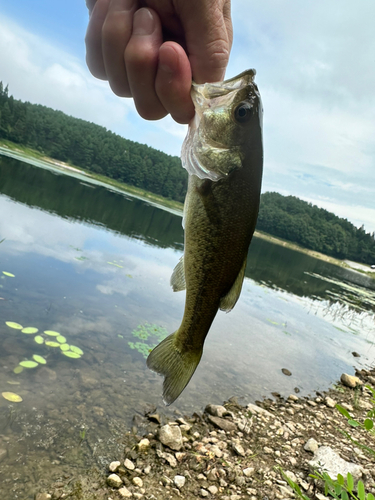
[0, 151, 375, 498]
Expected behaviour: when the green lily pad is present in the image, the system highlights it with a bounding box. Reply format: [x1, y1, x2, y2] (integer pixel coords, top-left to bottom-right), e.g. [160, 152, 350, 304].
[22, 327, 39, 334]
[13, 366, 23, 374]
[44, 330, 60, 336]
[2, 392, 22, 402]
[69, 346, 83, 355]
[56, 335, 66, 344]
[45, 341, 60, 347]
[2, 272, 15, 277]
[59, 343, 70, 351]
[19, 360, 38, 368]
[33, 355, 46, 364]
[6, 321, 23, 330]
[62, 351, 81, 359]
[34, 335, 44, 345]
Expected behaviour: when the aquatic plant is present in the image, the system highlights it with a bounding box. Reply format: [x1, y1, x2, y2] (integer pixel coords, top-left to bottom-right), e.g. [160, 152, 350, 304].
[2, 271, 15, 277]
[5, 321, 23, 329]
[22, 327, 38, 334]
[128, 322, 168, 359]
[2, 392, 22, 402]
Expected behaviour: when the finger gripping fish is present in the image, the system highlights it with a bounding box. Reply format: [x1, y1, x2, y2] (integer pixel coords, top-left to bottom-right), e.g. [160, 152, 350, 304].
[147, 69, 264, 405]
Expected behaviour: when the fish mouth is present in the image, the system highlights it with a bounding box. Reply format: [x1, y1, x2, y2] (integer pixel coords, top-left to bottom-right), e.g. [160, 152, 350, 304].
[191, 69, 256, 100]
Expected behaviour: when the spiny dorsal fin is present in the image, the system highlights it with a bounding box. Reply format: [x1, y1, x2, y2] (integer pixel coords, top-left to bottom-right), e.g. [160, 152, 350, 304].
[147, 332, 202, 405]
[170, 256, 186, 292]
[219, 257, 247, 312]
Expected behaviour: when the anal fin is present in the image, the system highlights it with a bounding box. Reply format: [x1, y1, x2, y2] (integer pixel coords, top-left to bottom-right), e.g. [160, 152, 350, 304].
[219, 257, 247, 312]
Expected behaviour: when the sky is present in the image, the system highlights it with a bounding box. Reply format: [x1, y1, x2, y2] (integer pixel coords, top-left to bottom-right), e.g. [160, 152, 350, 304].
[0, 0, 374, 233]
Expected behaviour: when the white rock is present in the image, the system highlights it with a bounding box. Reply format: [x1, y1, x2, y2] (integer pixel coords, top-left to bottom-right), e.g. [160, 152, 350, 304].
[232, 440, 245, 457]
[201, 488, 209, 497]
[156, 449, 177, 467]
[304, 438, 319, 453]
[107, 474, 123, 488]
[132, 477, 143, 487]
[243, 467, 254, 477]
[124, 458, 135, 470]
[208, 485, 218, 495]
[174, 475, 186, 489]
[325, 397, 336, 408]
[309, 446, 364, 481]
[109, 461, 121, 472]
[159, 424, 183, 451]
[341, 373, 362, 388]
[144, 465, 151, 474]
[137, 438, 150, 452]
[247, 403, 273, 418]
[118, 486, 132, 498]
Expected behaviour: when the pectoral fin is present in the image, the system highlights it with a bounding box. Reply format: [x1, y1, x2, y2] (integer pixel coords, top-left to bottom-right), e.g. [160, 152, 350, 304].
[170, 256, 186, 292]
[147, 332, 202, 405]
[219, 257, 247, 312]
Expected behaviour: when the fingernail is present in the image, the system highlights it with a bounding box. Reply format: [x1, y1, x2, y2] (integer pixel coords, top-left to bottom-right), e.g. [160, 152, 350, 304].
[133, 8, 155, 36]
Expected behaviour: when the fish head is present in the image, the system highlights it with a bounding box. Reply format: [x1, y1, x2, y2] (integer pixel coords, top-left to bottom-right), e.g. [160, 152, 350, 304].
[181, 69, 263, 181]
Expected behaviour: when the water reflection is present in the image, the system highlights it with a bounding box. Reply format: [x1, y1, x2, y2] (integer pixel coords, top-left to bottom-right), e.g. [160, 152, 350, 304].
[0, 153, 374, 499]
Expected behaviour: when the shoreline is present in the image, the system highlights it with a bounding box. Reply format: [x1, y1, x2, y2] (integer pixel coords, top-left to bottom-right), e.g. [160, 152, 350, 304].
[1, 141, 374, 279]
[33, 366, 375, 500]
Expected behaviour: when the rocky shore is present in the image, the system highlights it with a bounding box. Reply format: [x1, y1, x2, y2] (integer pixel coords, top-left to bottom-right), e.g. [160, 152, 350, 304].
[35, 367, 375, 500]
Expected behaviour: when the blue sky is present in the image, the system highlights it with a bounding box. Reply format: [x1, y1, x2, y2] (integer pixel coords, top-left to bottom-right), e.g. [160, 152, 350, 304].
[1, 0, 374, 234]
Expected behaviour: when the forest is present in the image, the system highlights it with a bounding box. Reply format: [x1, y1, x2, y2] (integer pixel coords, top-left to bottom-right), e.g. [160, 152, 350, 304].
[1, 81, 375, 265]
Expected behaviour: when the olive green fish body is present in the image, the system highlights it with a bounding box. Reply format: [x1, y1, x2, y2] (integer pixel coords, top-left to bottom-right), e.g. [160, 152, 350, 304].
[147, 70, 263, 405]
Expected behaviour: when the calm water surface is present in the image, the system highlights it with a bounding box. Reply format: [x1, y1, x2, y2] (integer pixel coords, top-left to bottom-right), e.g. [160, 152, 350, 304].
[0, 152, 374, 498]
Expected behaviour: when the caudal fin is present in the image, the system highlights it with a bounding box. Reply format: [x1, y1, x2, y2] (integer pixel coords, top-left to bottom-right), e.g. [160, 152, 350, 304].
[147, 332, 202, 405]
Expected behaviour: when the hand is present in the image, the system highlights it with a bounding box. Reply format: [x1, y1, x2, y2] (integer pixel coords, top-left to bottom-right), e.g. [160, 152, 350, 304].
[85, 0, 232, 123]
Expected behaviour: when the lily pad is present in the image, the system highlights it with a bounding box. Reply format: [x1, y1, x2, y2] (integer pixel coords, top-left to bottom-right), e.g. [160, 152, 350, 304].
[44, 330, 60, 336]
[34, 335, 44, 345]
[45, 341, 60, 347]
[6, 321, 23, 330]
[22, 327, 39, 334]
[59, 343, 70, 351]
[69, 346, 83, 355]
[2, 392, 22, 402]
[13, 366, 23, 374]
[2, 272, 15, 277]
[56, 335, 66, 344]
[62, 351, 81, 359]
[33, 355, 47, 364]
[19, 360, 38, 368]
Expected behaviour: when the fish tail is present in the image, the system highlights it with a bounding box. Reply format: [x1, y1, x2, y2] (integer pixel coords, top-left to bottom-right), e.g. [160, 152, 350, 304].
[147, 332, 202, 406]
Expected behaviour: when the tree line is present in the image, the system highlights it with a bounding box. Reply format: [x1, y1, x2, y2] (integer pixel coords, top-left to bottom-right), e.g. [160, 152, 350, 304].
[1, 81, 374, 265]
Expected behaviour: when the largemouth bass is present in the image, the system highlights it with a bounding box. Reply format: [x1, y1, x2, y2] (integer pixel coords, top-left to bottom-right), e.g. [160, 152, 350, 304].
[147, 69, 263, 405]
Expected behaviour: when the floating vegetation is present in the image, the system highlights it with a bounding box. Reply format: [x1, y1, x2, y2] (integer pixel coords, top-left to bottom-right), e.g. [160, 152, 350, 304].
[5, 321, 23, 330]
[70, 346, 83, 355]
[21, 327, 39, 334]
[56, 335, 66, 344]
[45, 341, 60, 347]
[13, 366, 23, 374]
[266, 319, 279, 325]
[7, 381, 20, 385]
[34, 335, 44, 344]
[2, 392, 22, 402]
[128, 322, 168, 359]
[59, 343, 70, 351]
[33, 354, 47, 364]
[62, 351, 81, 359]
[108, 261, 123, 268]
[19, 360, 38, 368]
[2, 271, 15, 277]
[44, 330, 60, 336]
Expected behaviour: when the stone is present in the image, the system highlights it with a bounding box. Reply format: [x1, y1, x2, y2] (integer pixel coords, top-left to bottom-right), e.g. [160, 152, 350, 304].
[243, 467, 254, 477]
[174, 475, 186, 489]
[207, 415, 237, 432]
[309, 446, 364, 482]
[118, 486, 133, 498]
[144, 465, 151, 474]
[109, 461, 121, 472]
[137, 438, 150, 452]
[156, 449, 177, 467]
[304, 438, 319, 453]
[284, 470, 297, 483]
[247, 403, 273, 418]
[325, 397, 336, 408]
[340, 373, 362, 388]
[107, 474, 123, 488]
[201, 488, 209, 497]
[205, 404, 229, 418]
[208, 485, 219, 495]
[158, 424, 183, 450]
[282, 368, 292, 376]
[132, 477, 143, 487]
[35, 494, 52, 500]
[232, 440, 245, 456]
[124, 458, 135, 470]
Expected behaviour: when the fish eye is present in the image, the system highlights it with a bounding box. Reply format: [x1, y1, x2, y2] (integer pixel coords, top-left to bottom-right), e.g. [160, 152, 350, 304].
[234, 102, 253, 123]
